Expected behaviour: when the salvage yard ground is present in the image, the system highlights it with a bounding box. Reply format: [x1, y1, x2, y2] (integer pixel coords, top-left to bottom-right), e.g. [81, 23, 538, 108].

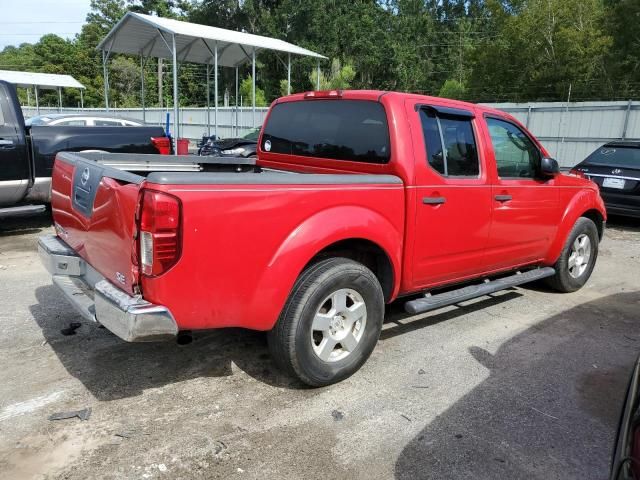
[0, 215, 639, 480]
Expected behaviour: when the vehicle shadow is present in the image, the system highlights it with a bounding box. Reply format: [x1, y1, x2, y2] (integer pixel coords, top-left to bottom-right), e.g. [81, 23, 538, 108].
[381, 290, 523, 340]
[0, 211, 52, 236]
[30, 284, 303, 400]
[606, 214, 640, 233]
[394, 291, 640, 480]
[31, 285, 526, 401]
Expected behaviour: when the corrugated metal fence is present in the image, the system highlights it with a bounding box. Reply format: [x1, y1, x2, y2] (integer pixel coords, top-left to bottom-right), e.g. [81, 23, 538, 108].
[23, 100, 640, 167]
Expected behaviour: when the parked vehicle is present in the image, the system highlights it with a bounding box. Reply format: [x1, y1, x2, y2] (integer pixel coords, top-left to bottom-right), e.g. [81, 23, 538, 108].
[0, 80, 170, 218]
[610, 355, 640, 479]
[198, 127, 260, 157]
[39, 90, 606, 386]
[25, 113, 144, 127]
[571, 141, 640, 218]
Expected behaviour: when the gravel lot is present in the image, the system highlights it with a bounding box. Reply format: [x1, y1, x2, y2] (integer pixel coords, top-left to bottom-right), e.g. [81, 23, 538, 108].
[0, 214, 639, 480]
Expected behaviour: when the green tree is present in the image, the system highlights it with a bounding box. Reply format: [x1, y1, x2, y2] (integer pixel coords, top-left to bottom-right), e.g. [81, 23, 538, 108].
[438, 79, 466, 99]
[239, 76, 267, 106]
[308, 58, 356, 90]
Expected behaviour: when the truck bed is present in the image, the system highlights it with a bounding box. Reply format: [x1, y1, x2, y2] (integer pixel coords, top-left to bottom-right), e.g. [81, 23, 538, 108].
[50, 151, 404, 324]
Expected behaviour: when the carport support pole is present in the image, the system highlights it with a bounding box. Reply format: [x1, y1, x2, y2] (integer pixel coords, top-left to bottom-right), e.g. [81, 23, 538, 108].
[80, 89, 84, 109]
[235, 66, 239, 136]
[172, 34, 179, 155]
[252, 48, 256, 128]
[287, 53, 291, 95]
[214, 41, 218, 138]
[35, 86, 39, 114]
[26, 88, 31, 107]
[206, 64, 211, 137]
[102, 49, 109, 111]
[140, 52, 146, 123]
[57, 88, 62, 112]
[316, 60, 320, 90]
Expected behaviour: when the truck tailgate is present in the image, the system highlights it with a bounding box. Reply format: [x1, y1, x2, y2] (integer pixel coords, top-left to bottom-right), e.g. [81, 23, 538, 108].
[50, 152, 143, 294]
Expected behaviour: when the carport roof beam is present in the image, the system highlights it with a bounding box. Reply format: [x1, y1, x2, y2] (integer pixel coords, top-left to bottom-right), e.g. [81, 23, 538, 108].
[97, 12, 327, 67]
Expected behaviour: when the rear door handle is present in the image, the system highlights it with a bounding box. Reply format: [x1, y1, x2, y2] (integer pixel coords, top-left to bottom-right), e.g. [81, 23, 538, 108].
[423, 196, 446, 205]
[494, 194, 512, 202]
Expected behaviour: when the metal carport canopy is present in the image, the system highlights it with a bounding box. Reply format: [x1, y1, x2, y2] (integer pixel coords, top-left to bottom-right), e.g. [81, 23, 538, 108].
[97, 12, 326, 67]
[0, 70, 86, 113]
[97, 12, 326, 151]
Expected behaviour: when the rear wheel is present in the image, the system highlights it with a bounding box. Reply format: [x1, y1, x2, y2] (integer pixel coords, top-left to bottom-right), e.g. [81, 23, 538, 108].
[268, 257, 384, 386]
[546, 217, 599, 292]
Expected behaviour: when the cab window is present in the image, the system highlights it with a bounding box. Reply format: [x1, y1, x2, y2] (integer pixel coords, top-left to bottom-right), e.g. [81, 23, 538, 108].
[420, 108, 479, 177]
[486, 117, 540, 178]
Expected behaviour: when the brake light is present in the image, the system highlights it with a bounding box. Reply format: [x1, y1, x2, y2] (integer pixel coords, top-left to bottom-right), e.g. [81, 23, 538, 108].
[138, 190, 181, 276]
[151, 136, 171, 155]
[304, 90, 343, 99]
[569, 168, 587, 179]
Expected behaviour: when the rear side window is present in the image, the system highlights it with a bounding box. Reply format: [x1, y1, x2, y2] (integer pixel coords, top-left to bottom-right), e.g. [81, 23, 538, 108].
[94, 119, 121, 126]
[261, 100, 390, 164]
[419, 108, 479, 177]
[56, 119, 87, 126]
[584, 145, 640, 168]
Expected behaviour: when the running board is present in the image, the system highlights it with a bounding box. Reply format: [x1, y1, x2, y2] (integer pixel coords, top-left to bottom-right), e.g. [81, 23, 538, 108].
[0, 204, 46, 219]
[404, 267, 556, 315]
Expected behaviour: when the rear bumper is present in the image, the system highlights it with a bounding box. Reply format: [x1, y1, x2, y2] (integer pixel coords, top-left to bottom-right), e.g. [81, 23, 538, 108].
[38, 234, 178, 342]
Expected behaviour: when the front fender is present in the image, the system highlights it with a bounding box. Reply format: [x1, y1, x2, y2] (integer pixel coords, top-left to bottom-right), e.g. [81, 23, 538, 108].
[247, 206, 404, 330]
[544, 188, 606, 265]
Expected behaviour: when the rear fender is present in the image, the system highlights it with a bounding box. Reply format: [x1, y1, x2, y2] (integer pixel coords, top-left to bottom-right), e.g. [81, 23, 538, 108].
[248, 206, 403, 330]
[544, 189, 606, 265]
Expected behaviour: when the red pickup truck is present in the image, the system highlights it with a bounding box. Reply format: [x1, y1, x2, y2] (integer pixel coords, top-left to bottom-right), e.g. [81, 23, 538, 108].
[39, 90, 606, 386]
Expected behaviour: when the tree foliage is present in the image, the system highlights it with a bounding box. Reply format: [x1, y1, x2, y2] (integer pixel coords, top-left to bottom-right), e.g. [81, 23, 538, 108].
[0, 0, 637, 108]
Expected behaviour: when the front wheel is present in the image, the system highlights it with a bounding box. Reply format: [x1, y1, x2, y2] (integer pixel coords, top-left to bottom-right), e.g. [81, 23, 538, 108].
[268, 258, 384, 387]
[545, 217, 599, 292]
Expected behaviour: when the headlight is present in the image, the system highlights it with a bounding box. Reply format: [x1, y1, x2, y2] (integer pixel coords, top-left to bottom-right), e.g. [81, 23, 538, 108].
[221, 147, 246, 155]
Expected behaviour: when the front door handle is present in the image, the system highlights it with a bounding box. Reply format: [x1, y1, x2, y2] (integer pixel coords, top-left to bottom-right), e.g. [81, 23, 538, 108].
[423, 196, 446, 205]
[495, 194, 512, 202]
[0, 138, 14, 149]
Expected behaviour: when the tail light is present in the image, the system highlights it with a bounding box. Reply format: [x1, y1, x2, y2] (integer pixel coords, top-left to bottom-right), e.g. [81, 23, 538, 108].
[151, 136, 171, 155]
[569, 168, 587, 179]
[138, 190, 181, 276]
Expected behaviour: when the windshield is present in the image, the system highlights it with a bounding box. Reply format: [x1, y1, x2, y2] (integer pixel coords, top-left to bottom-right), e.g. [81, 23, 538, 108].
[242, 128, 260, 141]
[261, 99, 391, 164]
[583, 145, 640, 168]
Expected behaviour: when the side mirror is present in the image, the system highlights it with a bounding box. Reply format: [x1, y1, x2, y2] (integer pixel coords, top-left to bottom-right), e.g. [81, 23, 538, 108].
[540, 157, 560, 176]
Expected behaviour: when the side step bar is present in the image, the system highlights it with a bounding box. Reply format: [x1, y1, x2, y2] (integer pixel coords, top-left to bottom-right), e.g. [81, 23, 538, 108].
[0, 204, 46, 219]
[404, 267, 556, 315]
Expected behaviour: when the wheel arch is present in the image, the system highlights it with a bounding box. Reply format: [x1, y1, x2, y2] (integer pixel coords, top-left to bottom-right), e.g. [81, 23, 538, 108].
[303, 238, 395, 302]
[544, 190, 606, 265]
[248, 206, 403, 331]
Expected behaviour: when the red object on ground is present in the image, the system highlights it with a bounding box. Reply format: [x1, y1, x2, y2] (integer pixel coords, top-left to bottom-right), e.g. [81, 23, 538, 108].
[176, 138, 189, 155]
[150, 136, 171, 155]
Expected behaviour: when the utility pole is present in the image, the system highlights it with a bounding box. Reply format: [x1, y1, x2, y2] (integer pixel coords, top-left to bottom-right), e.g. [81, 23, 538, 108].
[158, 58, 163, 109]
[458, 29, 463, 84]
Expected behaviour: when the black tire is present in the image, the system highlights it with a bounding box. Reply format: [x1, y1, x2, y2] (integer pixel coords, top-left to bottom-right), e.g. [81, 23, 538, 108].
[545, 217, 599, 293]
[268, 257, 384, 387]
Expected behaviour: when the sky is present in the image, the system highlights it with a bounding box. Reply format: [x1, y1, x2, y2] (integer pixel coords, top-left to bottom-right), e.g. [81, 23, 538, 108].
[0, 0, 91, 50]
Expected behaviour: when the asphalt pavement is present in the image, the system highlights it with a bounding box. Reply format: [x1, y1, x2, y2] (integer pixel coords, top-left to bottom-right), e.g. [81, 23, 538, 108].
[0, 213, 638, 479]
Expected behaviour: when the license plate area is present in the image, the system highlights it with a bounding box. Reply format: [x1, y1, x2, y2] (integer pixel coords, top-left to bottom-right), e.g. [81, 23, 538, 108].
[602, 177, 626, 189]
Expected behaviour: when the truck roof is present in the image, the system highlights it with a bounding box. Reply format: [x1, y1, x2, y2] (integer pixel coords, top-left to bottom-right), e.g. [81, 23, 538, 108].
[276, 89, 513, 120]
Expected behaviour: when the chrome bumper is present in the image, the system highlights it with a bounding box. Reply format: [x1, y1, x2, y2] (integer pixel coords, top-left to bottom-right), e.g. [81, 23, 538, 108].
[38, 234, 178, 342]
